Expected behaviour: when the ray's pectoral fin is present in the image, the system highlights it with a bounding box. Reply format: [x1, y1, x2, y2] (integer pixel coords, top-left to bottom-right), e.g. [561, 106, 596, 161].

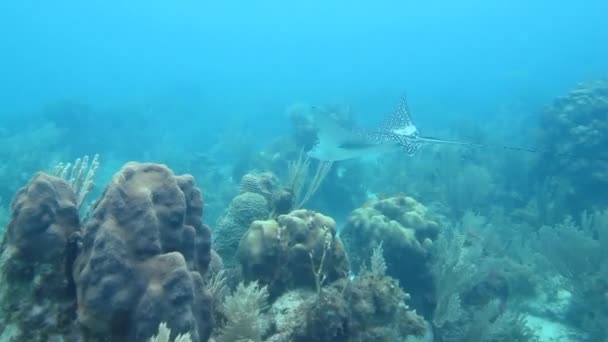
[308, 112, 399, 162]
[378, 95, 423, 156]
[307, 113, 368, 161]
[396, 137, 422, 156]
[382, 95, 417, 133]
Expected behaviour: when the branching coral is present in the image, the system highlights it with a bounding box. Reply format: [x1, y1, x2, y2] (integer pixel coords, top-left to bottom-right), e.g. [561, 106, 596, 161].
[149, 322, 192, 342]
[430, 223, 538, 341]
[531, 210, 608, 339]
[431, 224, 494, 329]
[53, 154, 100, 212]
[286, 150, 333, 209]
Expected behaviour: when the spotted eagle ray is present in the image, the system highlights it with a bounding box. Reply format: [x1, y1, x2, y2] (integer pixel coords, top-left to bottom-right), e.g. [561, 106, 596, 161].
[308, 96, 537, 161]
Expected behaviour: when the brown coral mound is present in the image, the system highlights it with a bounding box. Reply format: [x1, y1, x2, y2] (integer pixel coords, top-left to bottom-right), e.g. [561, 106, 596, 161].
[238, 209, 349, 297]
[341, 195, 440, 314]
[342, 196, 439, 269]
[73, 162, 212, 342]
[288, 274, 426, 342]
[0, 173, 81, 340]
[2, 172, 79, 262]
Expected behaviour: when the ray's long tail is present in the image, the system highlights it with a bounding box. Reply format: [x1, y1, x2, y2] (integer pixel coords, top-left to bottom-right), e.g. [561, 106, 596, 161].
[418, 136, 539, 153]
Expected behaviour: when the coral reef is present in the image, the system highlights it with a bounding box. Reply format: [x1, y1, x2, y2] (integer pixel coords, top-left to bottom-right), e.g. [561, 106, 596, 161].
[8, 82, 608, 340]
[0, 173, 81, 341]
[263, 245, 426, 342]
[293, 275, 426, 342]
[233, 103, 366, 218]
[531, 211, 608, 340]
[150, 322, 193, 342]
[536, 79, 608, 217]
[340, 195, 440, 314]
[370, 145, 498, 218]
[215, 281, 269, 342]
[429, 214, 542, 342]
[73, 162, 213, 341]
[265, 289, 310, 341]
[0, 163, 214, 342]
[237, 209, 349, 297]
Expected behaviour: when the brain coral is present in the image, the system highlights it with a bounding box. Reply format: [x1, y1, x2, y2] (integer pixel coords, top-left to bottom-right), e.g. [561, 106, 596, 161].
[239, 171, 277, 202]
[340, 195, 440, 314]
[238, 209, 349, 297]
[213, 191, 269, 267]
[73, 162, 212, 342]
[537, 79, 608, 214]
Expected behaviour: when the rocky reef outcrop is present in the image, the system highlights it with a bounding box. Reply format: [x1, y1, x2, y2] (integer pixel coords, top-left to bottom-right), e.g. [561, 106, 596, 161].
[238, 209, 349, 298]
[292, 274, 427, 342]
[214, 171, 296, 269]
[73, 162, 213, 341]
[0, 162, 214, 342]
[0, 173, 81, 341]
[262, 251, 427, 341]
[537, 79, 608, 216]
[340, 195, 440, 314]
[0, 162, 432, 342]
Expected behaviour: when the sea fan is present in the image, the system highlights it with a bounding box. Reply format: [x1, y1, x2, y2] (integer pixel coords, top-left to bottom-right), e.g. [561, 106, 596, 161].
[216, 281, 269, 342]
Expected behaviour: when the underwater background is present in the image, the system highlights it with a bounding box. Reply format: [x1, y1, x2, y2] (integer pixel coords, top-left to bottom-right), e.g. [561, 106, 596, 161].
[1, 1, 608, 341]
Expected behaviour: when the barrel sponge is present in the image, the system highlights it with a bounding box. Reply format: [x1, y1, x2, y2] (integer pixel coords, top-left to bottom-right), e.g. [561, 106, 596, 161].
[0, 172, 81, 340]
[237, 209, 349, 297]
[73, 162, 212, 341]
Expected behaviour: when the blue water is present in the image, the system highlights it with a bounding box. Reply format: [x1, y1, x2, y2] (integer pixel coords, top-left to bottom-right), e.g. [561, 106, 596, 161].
[2, 1, 606, 124]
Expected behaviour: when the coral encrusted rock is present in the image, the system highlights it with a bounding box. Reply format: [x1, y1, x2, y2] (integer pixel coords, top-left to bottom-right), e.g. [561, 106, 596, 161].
[340, 195, 440, 314]
[237, 209, 349, 297]
[73, 162, 213, 341]
[0, 173, 81, 341]
[537, 79, 608, 216]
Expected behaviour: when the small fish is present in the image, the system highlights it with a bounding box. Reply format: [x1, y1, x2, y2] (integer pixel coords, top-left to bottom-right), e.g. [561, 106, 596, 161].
[308, 96, 537, 162]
